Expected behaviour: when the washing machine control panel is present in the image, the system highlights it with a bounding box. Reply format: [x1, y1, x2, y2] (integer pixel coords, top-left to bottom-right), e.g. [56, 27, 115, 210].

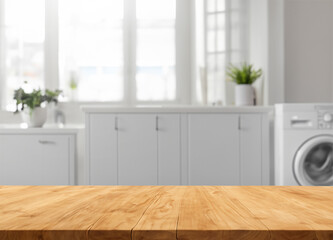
[318, 111, 333, 129]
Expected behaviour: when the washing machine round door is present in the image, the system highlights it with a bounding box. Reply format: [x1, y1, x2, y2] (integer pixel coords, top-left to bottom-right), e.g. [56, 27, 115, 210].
[294, 135, 333, 186]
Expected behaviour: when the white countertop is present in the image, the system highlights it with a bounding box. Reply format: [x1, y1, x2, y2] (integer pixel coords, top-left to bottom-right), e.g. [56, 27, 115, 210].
[0, 124, 84, 134]
[81, 105, 273, 113]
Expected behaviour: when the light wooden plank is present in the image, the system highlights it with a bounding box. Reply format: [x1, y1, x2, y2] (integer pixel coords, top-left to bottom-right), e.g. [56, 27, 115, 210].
[42, 186, 134, 240]
[222, 186, 333, 239]
[88, 186, 162, 240]
[0, 186, 332, 240]
[0, 186, 96, 215]
[132, 186, 185, 240]
[0, 186, 124, 239]
[0, 186, 93, 239]
[177, 186, 269, 240]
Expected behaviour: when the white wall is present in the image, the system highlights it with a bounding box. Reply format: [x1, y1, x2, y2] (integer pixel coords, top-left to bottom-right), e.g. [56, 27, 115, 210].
[248, 0, 333, 105]
[248, 0, 284, 106]
[248, 0, 268, 105]
[284, 0, 333, 103]
[0, 110, 21, 123]
[267, 0, 284, 105]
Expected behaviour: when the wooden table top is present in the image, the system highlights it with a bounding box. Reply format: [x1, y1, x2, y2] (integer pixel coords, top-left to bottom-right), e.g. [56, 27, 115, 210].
[0, 186, 333, 240]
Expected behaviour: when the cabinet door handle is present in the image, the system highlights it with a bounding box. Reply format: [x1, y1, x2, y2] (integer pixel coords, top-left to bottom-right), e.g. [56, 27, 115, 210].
[115, 117, 118, 131]
[155, 116, 159, 131]
[238, 116, 241, 130]
[39, 140, 55, 144]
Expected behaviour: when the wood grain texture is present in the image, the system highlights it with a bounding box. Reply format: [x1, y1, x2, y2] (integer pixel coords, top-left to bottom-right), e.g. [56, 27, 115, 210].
[132, 186, 185, 240]
[0, 186, 333, 239]
[222, 186, 333, 240]
[177, 186, 269, 240]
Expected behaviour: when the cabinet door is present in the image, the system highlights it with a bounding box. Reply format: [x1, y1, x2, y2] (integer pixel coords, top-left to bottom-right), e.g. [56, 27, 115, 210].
[40, 135, 71, 185]
[89, 114, 118, 185]
[118, 114, 157, 185]
[0, 134, 71, 185]
[157, 114, 181, 185]
[0, 135, 42, 185]
[188, 114, 239, 185]
[240, 114, 262, 185]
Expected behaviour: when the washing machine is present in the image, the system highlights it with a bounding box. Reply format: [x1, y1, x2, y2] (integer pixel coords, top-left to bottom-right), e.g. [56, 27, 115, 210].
[275, 103, 333, 186]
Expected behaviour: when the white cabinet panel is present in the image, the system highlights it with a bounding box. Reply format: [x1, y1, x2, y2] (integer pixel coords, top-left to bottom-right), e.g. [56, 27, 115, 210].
[117, 114, 157, 185]
[188, 114, 239, 185]
[88, 113, 181, 185]
[0, 134, 72, 185]
[240, 114, 262, 185]
[0, 135, 41, 185]
[157, 114, 181, 185]
[89, 114, 117, 185]
[86, 111, 270, 186]
[40, 135, 70, 185]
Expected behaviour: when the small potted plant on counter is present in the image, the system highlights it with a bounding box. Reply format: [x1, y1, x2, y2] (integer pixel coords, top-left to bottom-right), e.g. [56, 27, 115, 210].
[227, 63, 262, 106]
[14, 87, 62, 127]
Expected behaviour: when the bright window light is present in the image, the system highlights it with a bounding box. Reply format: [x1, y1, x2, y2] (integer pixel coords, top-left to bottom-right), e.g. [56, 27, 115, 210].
[59, 0, 124, 102]
[136, 0, 176, 101]
[4, 0, 45, 111]
[0, 0, 183, 106]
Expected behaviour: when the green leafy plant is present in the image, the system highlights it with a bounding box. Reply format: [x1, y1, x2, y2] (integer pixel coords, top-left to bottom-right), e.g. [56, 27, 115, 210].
[69, 78, 78, 90]
[226, 63, 262, 85]
[69, 71, 78, 90]
[13, 88, 62, 114]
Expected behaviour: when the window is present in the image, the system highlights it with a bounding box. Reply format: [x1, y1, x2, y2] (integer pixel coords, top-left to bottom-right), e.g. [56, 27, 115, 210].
[206, 0, 226, 104]
[195, 0, 248, 105]
[136, 0, 176, 101]
[0, 0, 247, 108]
[0, 0, 185, 108]
[59, 0, 124, 102]
[1, 0, 45, 111]
[59, 0, 178, 102]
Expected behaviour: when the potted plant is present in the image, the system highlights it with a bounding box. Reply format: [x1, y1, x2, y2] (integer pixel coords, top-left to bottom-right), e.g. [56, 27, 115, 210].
[69, 70, 78, 101]
[227, 63, 262, 106]
[14, 88, 62, 127]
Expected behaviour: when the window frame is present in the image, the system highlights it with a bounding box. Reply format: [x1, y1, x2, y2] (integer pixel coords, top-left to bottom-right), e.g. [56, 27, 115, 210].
[201, 0, 248, 105]
[0, 0, 250, 108]
[124, 0, 192, 105]
[203, 0, 230, 105]
[0, 0, 4, 109]
[0, 0, 192, 109]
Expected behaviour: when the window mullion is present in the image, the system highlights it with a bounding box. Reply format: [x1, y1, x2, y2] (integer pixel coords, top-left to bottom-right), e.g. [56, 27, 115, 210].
[176, 0, 191, 104]
[241, 0, 249, 62]
[203, 0, 208, 105]
[225, 0, 231, 62]
[224, 0, 231, 105]
[124, 0, 136, 105]
[214, 0, 218, 103]
[0, 0, 5, 108]
[45, 0, 59, 90]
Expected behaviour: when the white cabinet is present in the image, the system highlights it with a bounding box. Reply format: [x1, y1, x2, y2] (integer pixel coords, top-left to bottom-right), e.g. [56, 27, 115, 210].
[89, 114, 117, 185]
[240, 114, 262, 185]
[86, 109, 271, 186]
[118, 114, 157, 185]
[0, 134, 75, 185]
[157, 114, 181, 185]
[188, 114, 239, 185]
[87, 113, 181, 185]
[187, 113, 269, 185]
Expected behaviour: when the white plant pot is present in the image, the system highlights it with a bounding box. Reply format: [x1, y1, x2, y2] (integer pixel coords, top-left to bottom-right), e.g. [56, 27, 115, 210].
[235, 84, 255, 106]
[21, 107, 47, 128]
